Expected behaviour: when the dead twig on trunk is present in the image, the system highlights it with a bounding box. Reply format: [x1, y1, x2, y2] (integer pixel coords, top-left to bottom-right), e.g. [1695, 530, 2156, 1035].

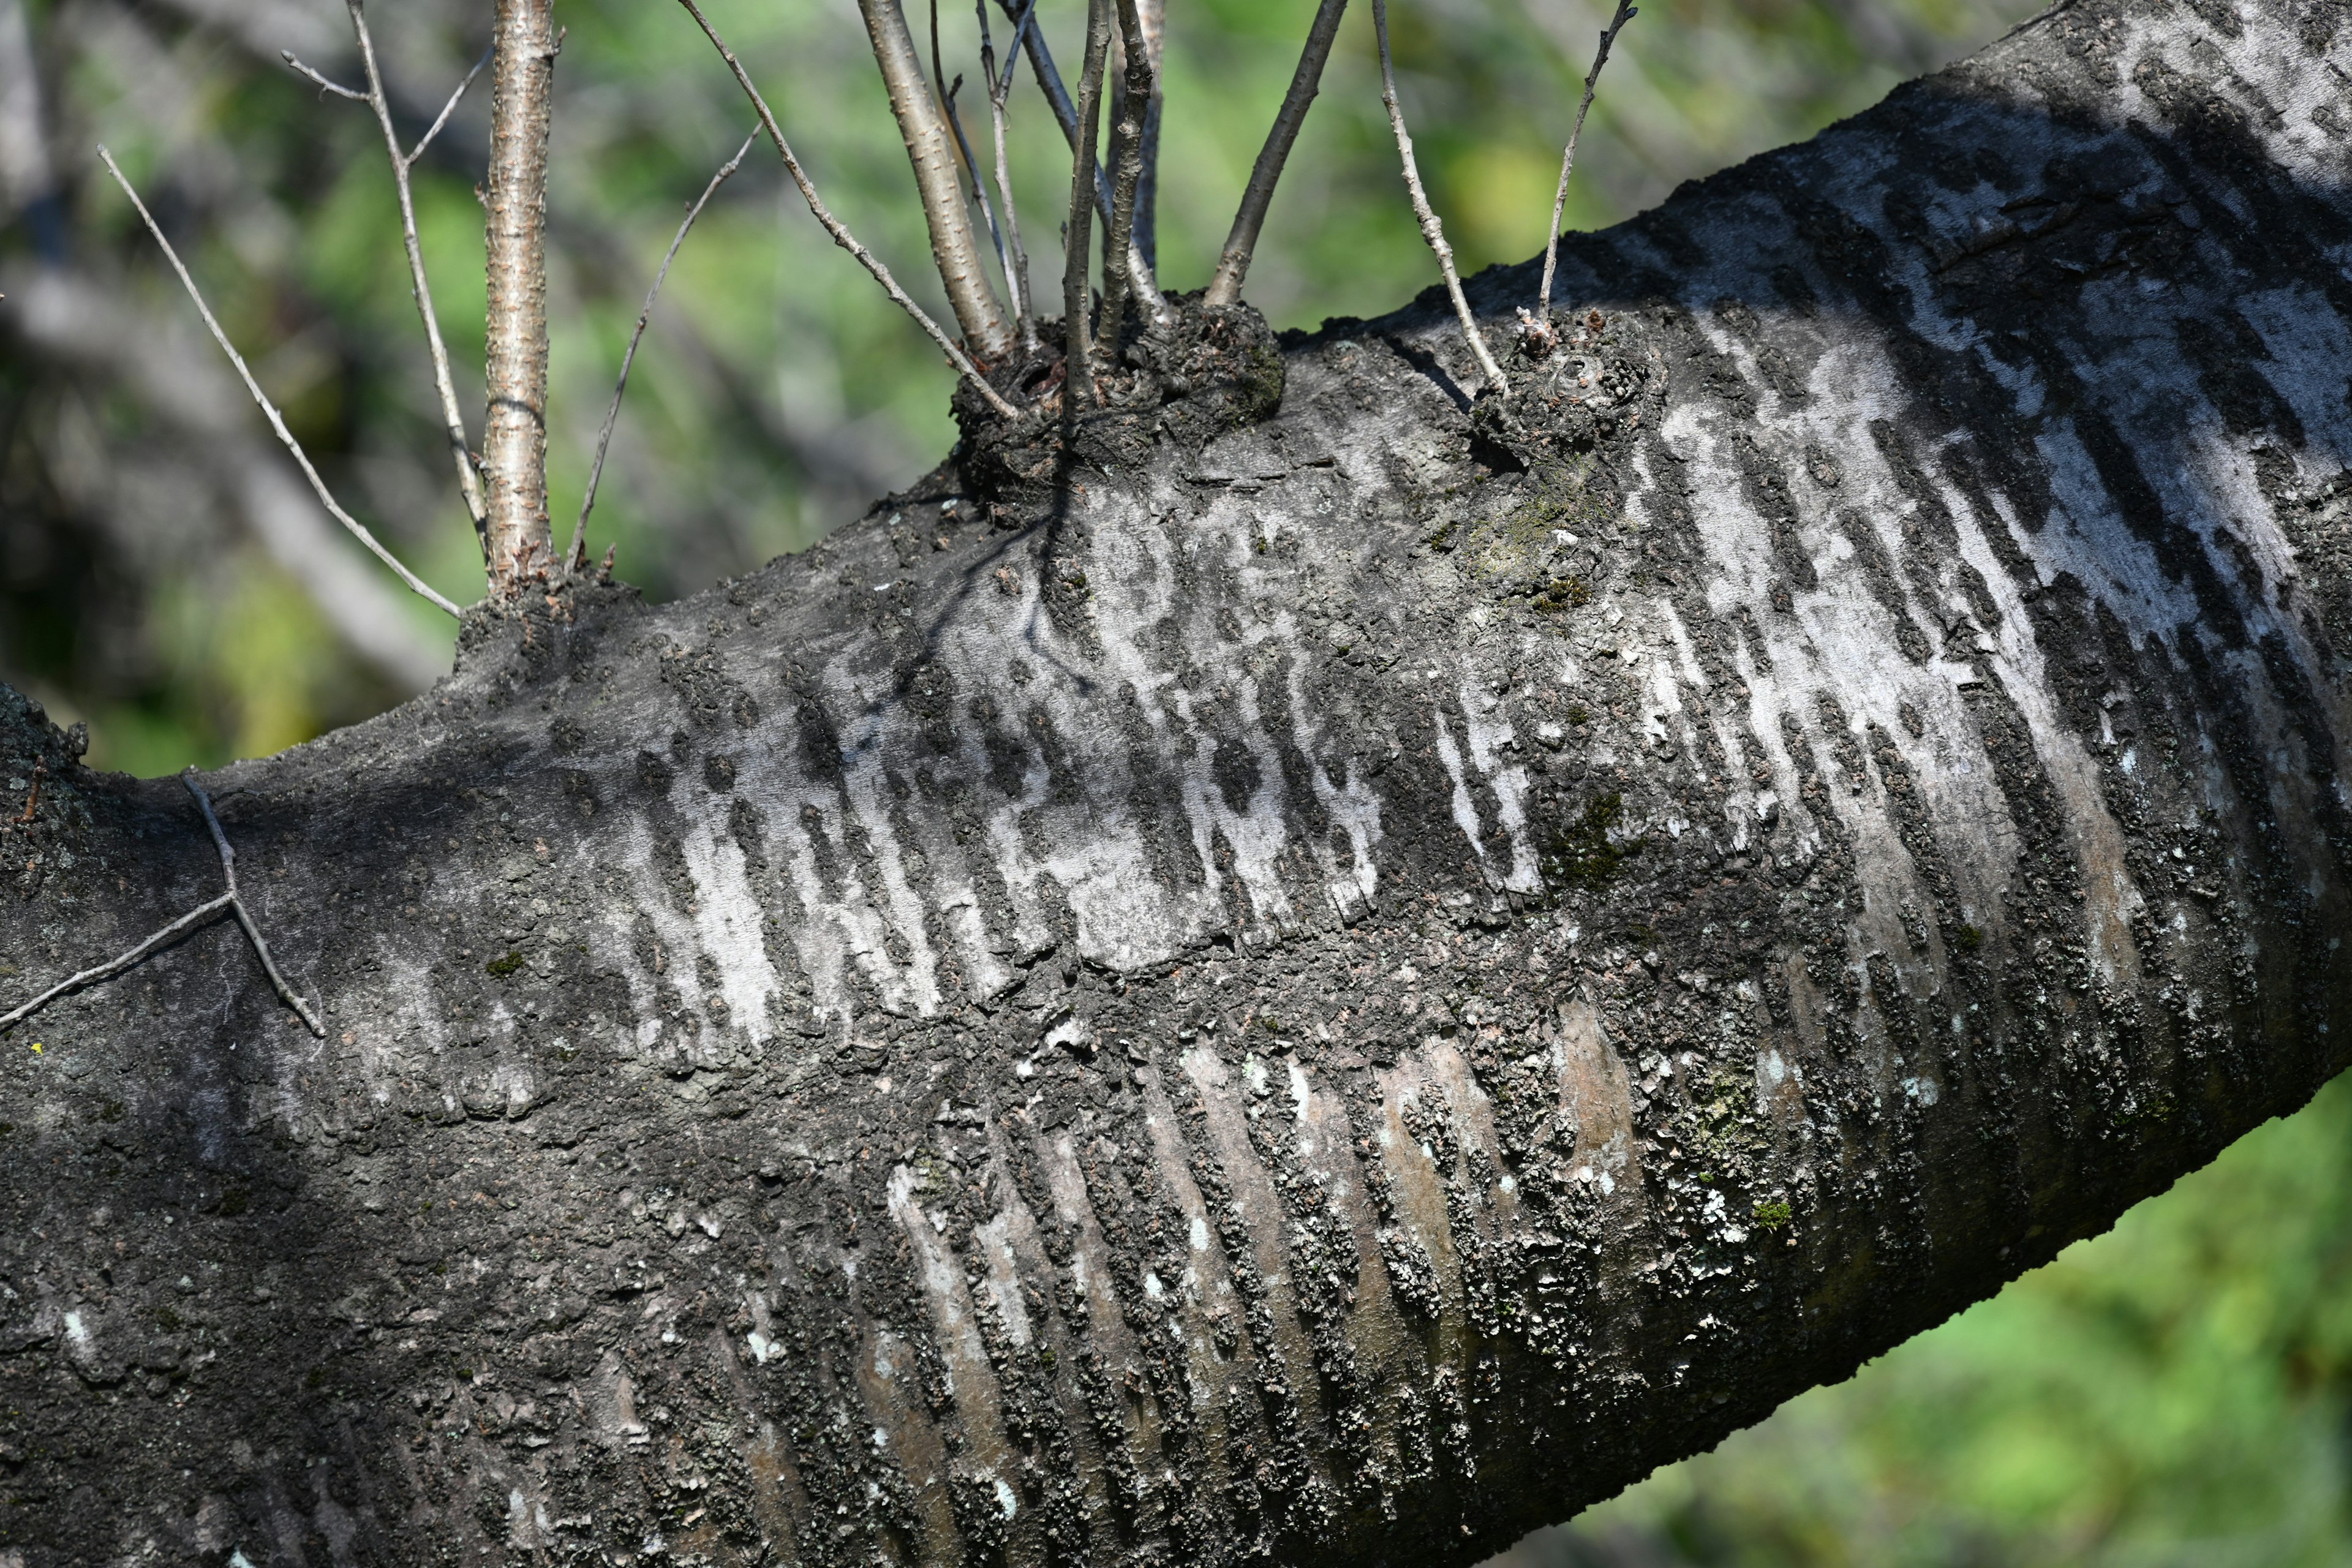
[483, 0, 559, 595]
[861, 0, 1014, 361]
[1531, 0, 1635, 349]
[1096, 0, 1154, 372]
[1202, 0, 1348, 307]
[978, 0, 1035, 350]
[1371, 0, 1506, 394]
[1062, 0, 1112, 411]
[285, 3, 495, 557]
[0, 772, 325, 1038]
[570, 130, 756, 570]
[677, 0, 1019, 420]
[97, 148, 461, 617]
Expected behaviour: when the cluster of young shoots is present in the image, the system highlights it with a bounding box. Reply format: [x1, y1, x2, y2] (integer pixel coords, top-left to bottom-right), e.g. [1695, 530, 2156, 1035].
[104, 0, 1635, 613]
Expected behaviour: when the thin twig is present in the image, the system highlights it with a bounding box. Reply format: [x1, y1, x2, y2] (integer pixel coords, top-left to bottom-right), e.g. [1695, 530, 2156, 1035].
[570, 130, 756, 568]
[1535, 0, 1636, 337]
[1063, 0, 1112, 411]
[678, 0, 1020, 419]
[281, 53, 366, 101]
[1370, 0, 1507, 394]
[1203, 0, 1349, 308]
[978, 0, 1034, 349]
[992, 0, 1167, 326]
[337, 3, 493, 555]
[184, 772, 326, 1037]
[1096, 0, 1154, 372]
[0, 894, 236, 1035]
[407, 46, 490, 164]
[0, 774, 326, 1038]
[97, 147, 463, 617]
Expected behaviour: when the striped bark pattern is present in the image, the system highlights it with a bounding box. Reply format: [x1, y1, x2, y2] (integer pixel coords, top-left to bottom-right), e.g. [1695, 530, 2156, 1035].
[0, 0, 2347, 1561]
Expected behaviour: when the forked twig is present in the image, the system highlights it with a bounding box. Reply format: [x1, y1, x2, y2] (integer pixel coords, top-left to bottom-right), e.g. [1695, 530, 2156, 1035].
[1062, 0, 1112, 410]
[677, 0, 1020, 419]
[570, 130, 758, 568]
[1371, 0, 1507, 394]
[294, 2, 494, 552]
[97, 148, 462, 617]
[1535, 0, 1636, 337]
[0, 773, 325, 1038]
[1203, 0, 1349, 307]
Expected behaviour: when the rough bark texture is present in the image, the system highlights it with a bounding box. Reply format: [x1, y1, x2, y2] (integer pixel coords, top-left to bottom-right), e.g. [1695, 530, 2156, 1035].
[2, 0, 2349, 1561]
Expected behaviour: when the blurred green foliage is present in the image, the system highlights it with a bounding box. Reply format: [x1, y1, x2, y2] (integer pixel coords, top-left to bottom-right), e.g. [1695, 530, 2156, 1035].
[1498, 1073, 2352, 1566]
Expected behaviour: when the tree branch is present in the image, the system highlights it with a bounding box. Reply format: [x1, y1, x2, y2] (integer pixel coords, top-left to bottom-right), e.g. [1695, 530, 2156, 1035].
[1371, 0, 1507, 394]
[96, 148, 462, 618]
[1095, 0, 1155, 373]
[483, 0, 559, 593]
[927, 4, 1014, 340]
[1202, 0, 1349, 309]
[570, 131, 757, 570]
[675, 0, 1019, 421]
[859, 0, 1014, 363]
[334, 1, 494, 557]
[1534, 0, 1637, 339]
[1062, 0, 1112, 411]
[977, 0, 1035, 350]
[1131, 0, 1164, 271]
[992, 0, 1168, 326]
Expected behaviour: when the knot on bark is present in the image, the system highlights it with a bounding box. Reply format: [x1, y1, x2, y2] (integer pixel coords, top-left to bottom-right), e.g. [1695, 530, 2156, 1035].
[1470, 306, 1668, 469]
[951, 293, 1284, 503]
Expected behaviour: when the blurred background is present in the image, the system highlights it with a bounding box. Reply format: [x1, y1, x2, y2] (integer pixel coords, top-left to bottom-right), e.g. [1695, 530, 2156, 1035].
[12, 0, 2351, 1562]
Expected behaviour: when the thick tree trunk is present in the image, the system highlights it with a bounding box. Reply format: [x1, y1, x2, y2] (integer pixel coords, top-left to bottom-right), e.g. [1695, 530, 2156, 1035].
[2, 0, 2348, 1561]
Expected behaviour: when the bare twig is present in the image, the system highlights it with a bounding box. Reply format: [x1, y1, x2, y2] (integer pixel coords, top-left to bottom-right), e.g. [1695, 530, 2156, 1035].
[97, 147, 462, 617]
[991, 0, 1167, 326]
[281, 53, 366, 100]
[1535, 0, 1636, 339]
[1203, 0, 1349, 308]
[977, 0, 1034, 350]
[1096, 0, 1154, 372]
[677, 0, 1019, 419]
[1371, 0, 1507, 394]
[0, 772, 325, 1038]
[483, 0, 559, 594]
[407, 45, 489, 164]
[859, 0, 1014, 361]
[333, 2, 492, 554]
[1063, 0, 1112, 410]
[570, 130, 756, 568]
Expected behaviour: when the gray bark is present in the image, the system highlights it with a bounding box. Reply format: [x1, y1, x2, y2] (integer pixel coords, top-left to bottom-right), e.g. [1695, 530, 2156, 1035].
[2, 0, 2350, 1562]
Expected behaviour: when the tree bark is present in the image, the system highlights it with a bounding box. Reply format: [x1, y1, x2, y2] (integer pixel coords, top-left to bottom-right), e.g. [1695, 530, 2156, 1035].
[2, 0, 2348, 1562]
